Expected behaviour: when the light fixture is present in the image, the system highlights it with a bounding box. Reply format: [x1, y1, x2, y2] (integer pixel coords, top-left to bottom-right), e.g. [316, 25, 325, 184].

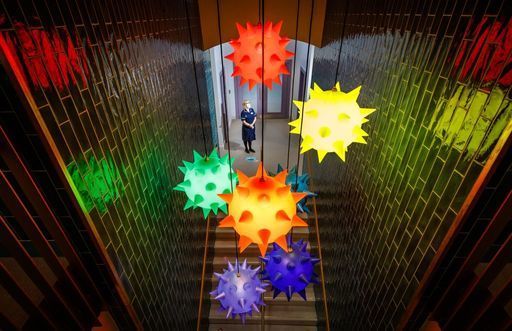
[261, 237, 320, 301]
[290, 83, 376, 162]
[275, 164, 316, 214]
[218, 163, 307, 256]
[225, 21, 294, 90]
[174, 149, 237, 218]
[210, 259, 268, 323]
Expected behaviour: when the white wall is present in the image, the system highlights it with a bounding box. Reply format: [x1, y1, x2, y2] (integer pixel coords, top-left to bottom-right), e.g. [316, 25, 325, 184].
[288, 40, 315, 119]
[209, 44, 237, 148]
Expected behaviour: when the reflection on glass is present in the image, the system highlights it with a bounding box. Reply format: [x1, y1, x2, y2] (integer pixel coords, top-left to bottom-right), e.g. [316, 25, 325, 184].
[67, 152, 125, 213]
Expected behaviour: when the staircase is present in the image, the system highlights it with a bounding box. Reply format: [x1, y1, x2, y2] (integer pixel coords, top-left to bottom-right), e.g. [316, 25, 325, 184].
[207, 214, 318, 331]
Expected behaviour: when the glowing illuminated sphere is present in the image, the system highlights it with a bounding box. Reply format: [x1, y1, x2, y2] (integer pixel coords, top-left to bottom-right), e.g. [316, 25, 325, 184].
[210, 259, 268, 323]
[260, 237, 320, 301]
[225, 21, 294, 90]
[275, 164, 317, 214]
[218, 163, 307, 256]
[174, 149, 237, 218]
[290, 82, 376, 162]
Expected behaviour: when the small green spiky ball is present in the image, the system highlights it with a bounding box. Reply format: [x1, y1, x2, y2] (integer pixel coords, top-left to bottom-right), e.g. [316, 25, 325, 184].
[174, 149, 237, 218]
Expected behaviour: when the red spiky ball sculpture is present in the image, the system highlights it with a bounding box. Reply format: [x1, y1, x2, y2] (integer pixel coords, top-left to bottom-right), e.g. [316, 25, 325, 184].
[225, 21, 294, 90]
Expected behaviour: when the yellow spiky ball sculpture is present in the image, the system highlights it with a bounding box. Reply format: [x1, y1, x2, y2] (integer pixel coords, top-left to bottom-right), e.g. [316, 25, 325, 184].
[290, 83, 376, 162]
[218, 163, 307, 256]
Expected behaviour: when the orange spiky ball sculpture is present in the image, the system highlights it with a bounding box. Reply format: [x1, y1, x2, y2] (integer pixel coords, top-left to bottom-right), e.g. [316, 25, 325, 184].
[225, 21, 294, 90]
[218, 163, 307, 256]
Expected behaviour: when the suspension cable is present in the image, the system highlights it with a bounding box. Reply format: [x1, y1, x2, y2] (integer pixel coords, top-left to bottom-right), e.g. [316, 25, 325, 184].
[215, 0, 239, 272]
[260, 0, 266, 179]
[184, 0, 208, 157]
[294, 0, 315, 188]
[291, 0, 315, 242]
[333, 0, 350, 87]
[286, 0, 302, 170]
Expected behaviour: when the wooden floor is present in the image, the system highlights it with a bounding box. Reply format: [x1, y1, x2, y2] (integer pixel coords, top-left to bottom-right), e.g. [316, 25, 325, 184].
[207, 221, 318, 331]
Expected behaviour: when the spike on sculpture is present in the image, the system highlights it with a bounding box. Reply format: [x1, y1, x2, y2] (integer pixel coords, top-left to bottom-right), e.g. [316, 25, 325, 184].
[218, 163, 307, 256]
[290, 83, 376, 162]
[174, 149, 237, 218]
[260, 236, 320, 301]
[273, 164, 317, 214]
[210, 259, 268, 323]
[225, 21, 294, 90]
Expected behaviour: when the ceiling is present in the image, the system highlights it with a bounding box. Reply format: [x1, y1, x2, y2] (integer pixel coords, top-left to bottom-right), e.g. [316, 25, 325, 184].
[198, 0, 327, 50]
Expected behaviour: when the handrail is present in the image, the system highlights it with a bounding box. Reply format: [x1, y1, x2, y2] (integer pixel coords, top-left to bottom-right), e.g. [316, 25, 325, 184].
[397, 119, 512, 330]
[0, 38, 142, 330]
[307, 153, 331, 331]
[196, 215, 211, 331]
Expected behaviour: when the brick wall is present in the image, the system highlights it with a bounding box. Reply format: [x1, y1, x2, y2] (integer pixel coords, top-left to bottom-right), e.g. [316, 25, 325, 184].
[0, 0, 212, 329]
[310, 0, 511, 329]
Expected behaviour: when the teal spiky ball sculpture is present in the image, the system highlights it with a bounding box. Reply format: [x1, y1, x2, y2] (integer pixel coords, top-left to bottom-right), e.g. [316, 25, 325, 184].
[275, 164, 317, 214]
[174, 149, 237, 218]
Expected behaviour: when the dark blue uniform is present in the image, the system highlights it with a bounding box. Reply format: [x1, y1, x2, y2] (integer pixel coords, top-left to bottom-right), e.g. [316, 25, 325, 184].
[241, 108, 256, 142]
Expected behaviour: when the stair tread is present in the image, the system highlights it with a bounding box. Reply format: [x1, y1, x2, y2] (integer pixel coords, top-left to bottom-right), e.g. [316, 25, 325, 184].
[207, 280, 317, 303]
[214, 240, 314, 250]
[215, 227, 310, 235]
[209, 324, 317, 331]
[209, 301, 317, 325]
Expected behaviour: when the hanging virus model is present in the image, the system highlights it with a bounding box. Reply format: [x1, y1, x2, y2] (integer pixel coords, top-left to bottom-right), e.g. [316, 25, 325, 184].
[210, 259, 268, 323]
[290, 82, 376, 162]
[174, 149, 237, 218]
[275, 164, 317, 214]
[218, 163, 307, 255]
[225, 21, 294, 90]
[261, 237, 320, 301]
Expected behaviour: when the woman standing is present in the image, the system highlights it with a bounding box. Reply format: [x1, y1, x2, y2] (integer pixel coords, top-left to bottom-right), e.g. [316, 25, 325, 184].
[241, 100, 256, 154]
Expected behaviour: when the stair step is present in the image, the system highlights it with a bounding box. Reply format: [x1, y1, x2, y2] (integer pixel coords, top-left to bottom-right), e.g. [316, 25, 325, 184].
[209, 324, 317, 331]
[213, 256, 261, 268]
[213, 240, 316, 255]
[213, 227, 312, 240]
[209, 301, 317, 326]
[208, 214, 318, 328]
[207, 279, 317, 305]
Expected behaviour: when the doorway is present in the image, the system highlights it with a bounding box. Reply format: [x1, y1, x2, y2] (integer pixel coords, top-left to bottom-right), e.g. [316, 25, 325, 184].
[234, 60, 292, 119]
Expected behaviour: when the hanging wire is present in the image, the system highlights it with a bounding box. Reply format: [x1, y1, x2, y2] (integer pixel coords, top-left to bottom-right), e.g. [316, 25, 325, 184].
[290, 0, 315, 243]
[286, 0, 302, 169]
[258, 0, 262, 23]
[215, 0, 239, 273]
[184, 0, 208, 157]
[294, 0, 315, 188]
[333, 0, 350, 88]
[260, 0, 266, 179]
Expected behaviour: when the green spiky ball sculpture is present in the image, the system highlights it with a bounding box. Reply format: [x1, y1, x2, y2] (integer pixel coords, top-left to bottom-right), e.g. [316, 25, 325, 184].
[174, 149, 237, 218]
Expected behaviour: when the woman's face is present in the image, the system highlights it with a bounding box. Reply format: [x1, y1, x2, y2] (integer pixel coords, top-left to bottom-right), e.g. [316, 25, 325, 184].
[244, 102, 251, 109]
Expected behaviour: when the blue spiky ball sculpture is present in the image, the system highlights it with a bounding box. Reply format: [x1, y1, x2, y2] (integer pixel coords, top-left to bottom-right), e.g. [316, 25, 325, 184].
[276, 164, 317, 213]
[210, 259, 268, 323]
[260, 237, 320, 301]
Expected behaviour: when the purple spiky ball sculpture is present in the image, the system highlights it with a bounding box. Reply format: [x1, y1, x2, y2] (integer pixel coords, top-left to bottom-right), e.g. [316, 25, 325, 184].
[210, 259, 268, 323]
[260, 237, 320, 301]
